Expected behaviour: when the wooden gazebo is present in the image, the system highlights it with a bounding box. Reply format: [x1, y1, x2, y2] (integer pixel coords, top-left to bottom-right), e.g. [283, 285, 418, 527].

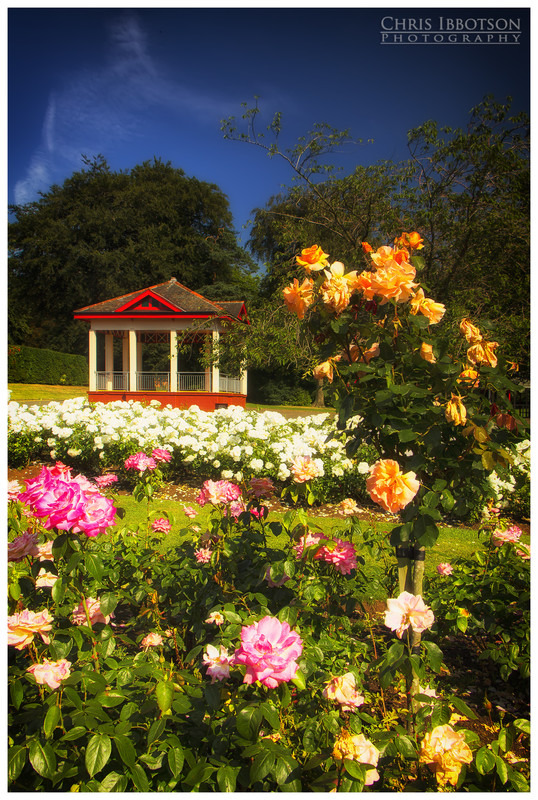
[73, 278, 248, 411]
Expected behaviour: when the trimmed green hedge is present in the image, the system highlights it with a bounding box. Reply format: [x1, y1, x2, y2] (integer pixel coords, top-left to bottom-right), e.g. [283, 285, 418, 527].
[8, 345, 88, 386]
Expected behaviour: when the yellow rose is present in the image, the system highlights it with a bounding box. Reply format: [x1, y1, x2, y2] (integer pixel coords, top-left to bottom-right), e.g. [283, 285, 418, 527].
[410, 288, 446, 324]
[419, 724, 472, 786]
[445, 394, 467, 426]
[466, 341, 498, 368]
[420, 342, 436, 363]
[459, 318, 482, 344]
[282, 277, 314, 320]
[457, 367, 479, 389]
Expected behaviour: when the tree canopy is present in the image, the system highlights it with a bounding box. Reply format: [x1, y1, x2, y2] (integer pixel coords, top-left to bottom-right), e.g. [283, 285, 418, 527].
[231, 96, 529, 369]
[9, 156, 257, 354]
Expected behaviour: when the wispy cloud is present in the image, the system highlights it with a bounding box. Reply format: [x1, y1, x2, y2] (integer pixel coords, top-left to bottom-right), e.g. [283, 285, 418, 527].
[13, 12, 232, 205]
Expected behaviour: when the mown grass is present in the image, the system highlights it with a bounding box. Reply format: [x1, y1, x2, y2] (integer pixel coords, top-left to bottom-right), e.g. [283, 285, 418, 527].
[114, 491, 492, 581]
[8, 383, 332, 417]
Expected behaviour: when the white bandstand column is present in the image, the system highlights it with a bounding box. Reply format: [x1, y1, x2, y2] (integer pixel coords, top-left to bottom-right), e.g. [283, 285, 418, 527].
[240, 365, 248, 396]
[129, 330, 137, 392]
[169, 330, 177, 392]
[88, 329, 97, 391]
[212, 329, 220, 393]
[122, 334, 129, 389]
[105, 333, 114, 390]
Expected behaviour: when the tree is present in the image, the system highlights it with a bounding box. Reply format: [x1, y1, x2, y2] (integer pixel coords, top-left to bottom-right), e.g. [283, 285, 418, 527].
[224, 96, 529, 368]
[8, 156, 257, 354]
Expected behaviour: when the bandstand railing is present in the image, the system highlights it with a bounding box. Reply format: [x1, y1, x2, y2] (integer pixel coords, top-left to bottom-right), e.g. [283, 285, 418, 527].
[94, 371, 243, 393]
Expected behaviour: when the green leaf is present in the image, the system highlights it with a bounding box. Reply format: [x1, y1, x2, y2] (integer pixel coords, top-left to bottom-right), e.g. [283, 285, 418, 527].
[513, 718, 530, 735]
[155, 681, 174, 714]
[260, 701, 280, 730]
[8, 745, 27, 782]
[422, 641, 444, 673]
[9, 679, 24, 711]
[84, 552, 104, 581]
[450, 695, 477, 720]
[85, 733, 112, 777]
[291, 667, 306, 691]
[99, 771, 129, 792]
[99, 592, 118, 617]
[29, 739, 56, 779]
[95, 690, 127, 708]
[398, 428, 417, 442]
[440, 489, 455, 511]
[61, 726, 87, 741]
[182, 761, 214, 787]
[130, 763, 150, 792]
[147, 718, 166, 746]
[217, 764, 240, 792]
[456, 615, 468, 633]
[475, 746, 496, 774]
[494, 754, 509, 784]
[167, 746, 184, 779]
[250, 748, 276, 783]
[341, 759, 366, 782]
[114, 733, 137, 769]
[51, 576, 66, 604]
[274, 752, 301, 791]
[43, 704, 61, 739]
[236, 704, 262, 740]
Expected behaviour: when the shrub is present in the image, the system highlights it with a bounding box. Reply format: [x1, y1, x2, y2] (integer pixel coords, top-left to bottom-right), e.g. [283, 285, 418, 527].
[8, 345, 88, 386]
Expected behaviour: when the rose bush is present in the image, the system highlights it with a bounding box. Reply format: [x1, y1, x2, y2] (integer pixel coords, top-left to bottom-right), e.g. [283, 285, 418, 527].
[8, 459, 529, 791]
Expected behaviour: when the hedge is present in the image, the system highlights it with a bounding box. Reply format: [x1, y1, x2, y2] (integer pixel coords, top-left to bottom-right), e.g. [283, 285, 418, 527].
[8, 345, 88, 386]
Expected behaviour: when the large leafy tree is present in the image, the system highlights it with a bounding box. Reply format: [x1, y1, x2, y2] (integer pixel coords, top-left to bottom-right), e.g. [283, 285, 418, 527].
[9, 156, 257, 354]
[226, 96, 529, 369]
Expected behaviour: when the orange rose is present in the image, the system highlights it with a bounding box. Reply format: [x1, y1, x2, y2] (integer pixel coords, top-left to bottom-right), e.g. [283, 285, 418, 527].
[370, 261, 417, 305]
[420, 342, 436, 363]
[445, 394, 467, 426]
[459, 318, 482, 344]
[466, 340, 498, 368]
[296, 244, 329, 272]
[282, 277, 314, 320]
[366, 459, 420, 513]
[353, 270, 376, 300]
[395, 231, 424, 250]
[363, 342, 380, 363]
[312, 357, 340, 384]
[321, 268, 352, 314]
[361, 241, 373, 253]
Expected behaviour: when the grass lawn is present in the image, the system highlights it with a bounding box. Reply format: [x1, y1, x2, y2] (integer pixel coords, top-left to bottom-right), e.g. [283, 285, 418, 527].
[114, 491, 492, 582]
[8, 384, 332, 417]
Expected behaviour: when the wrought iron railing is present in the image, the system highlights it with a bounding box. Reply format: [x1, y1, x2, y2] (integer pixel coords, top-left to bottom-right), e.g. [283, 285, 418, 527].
[177, 372, 210, 392]
[95, 372, 129, 391]
[220, 375, 242, 393]
[94, 372, 243, 394]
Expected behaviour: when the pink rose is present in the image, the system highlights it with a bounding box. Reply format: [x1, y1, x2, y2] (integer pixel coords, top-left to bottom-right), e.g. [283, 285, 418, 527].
[37, 540, 54, 561]
[124, 452, 157, 473]
[323, 672, 365, 711]
[384, 592, 435, 639]
[293, 531, 328, 559]
[141, 632, 163, 650]
[94, 474, 118, 488]
[492, 525, 522, 546]
[196, 479, 242, 507]
[229, 499, 246, 519]
[71, 597, 111, 627]
[152, 448, 172, 463]
[8, 480, 22, 502]
[203, 644, 233, 682]
[436, 562, 453, 576]
[233, 616, 303, 688]
[8, 608, 54, 649]
[195, 547, 213, 564]
[183, 506, 197, 518]
[205, 611, 225, 626]
[27, 658, 71, 690]
[8, 531, 40, 562]
[152, 517, 172, 533]
[319, 538, 357, 575]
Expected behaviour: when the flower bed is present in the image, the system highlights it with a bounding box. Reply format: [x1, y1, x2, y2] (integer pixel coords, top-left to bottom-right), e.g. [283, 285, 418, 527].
[8, 462, 530, 791]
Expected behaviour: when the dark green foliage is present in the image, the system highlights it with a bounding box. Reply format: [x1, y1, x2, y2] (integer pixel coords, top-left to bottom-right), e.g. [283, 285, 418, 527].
[9, 156, 257, 356]
[8, 345, 88, 386]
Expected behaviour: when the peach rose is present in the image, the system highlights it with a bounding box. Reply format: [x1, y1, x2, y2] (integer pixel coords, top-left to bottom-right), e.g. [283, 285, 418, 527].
[384, 591, 435, 639]
[27, 658, 71, 690]
[141, 632, 164, 650]
[71, 597, 111, 627]
[296, 244, 329, 272]
[8, 608, 54, 650]
[323, 672, 365, 711]
[366, 459, 420, 513]
[312, 357, 340, 384]
[283, 277, 314, 320]
[445, 394, 467, 426]
[419, 724, 472, 786]
[290, 455, 323, 483]
[370, 261, 417, 304]
[321, 273, 352, 314]
[353, 270, 376, 300]
[332, 731, 380, 785]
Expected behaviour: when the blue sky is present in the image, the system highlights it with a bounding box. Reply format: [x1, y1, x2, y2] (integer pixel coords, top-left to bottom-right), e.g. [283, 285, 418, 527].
[8, 4, 530, 247]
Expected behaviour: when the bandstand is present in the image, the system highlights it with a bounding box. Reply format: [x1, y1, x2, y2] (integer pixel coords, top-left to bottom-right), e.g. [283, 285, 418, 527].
[73, 278, 248, 411]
